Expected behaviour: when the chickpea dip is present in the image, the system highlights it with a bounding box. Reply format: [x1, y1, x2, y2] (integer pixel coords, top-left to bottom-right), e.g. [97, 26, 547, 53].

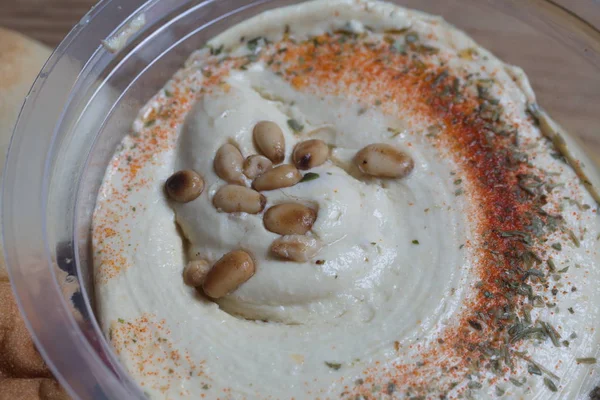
[92, 0, 600, 398]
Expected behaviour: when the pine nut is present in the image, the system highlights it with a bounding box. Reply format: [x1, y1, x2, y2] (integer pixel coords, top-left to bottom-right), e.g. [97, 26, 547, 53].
[202, 250, 255, 299]
[270, 235, 321, 262]
[263, 203, 317, 235]
[183, 260, 211, 287]
[165, 170, 204, 203]
[213, 185, 266, 214]
[243, 155, 273, 179]
[292, 139, 329, 170]
[253, 121, 285, 164]
[354, 143, 414, 179]
[214, 143, 244, 184]
[252, 164, 302, 191]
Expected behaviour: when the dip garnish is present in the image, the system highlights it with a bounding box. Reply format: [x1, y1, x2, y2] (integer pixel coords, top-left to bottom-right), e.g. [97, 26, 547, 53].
[202, 250, 256, 299]
[165, 170, 204, 203]
[263, 203, 317, 236]
[252, 164, 302, 191]
[292, 139, 329, 170]
[214, 143, 245, 185]
[253, 121, 286, 164]
[242, 155, 273, 179]
[354, 143, 414, 179]
[212, 185, 266, 214]
[270, 235, 321, 262]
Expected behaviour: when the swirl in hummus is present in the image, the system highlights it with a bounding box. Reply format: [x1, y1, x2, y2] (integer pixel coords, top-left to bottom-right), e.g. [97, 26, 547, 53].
[92, 1, 600, 398]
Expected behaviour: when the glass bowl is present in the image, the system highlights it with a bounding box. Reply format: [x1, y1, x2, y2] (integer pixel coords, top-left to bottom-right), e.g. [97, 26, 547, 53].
[3, 0, 600, 398]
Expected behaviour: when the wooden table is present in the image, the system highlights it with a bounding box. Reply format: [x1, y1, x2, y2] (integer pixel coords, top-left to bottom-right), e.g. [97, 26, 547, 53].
[0, 0, 96, 47]
[1, 0, 600, 164]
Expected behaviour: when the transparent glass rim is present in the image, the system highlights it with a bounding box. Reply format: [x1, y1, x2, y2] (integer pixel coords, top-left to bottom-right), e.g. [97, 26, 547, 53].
[2, 0, 600, 399]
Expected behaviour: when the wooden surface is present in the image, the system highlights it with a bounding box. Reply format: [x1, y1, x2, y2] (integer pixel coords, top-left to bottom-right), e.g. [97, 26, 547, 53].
[1, 0, 600, 164]
[0, 0, 96, 47]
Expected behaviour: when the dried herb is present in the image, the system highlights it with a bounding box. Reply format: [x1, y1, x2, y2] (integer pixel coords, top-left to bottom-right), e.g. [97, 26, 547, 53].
[576, 358, 597, 364]
[467, 381, 483, 389]
[468, 320, 483, 331]
[509, 377, 526, 387]
[391, 40, 406, 54]
[412, 239, 420, 245]
[387, 382, 396, 394]
[287, 119, 304, 133]
[209, 44, 224, 55]
[405, 32, 419, 43]
[544, 377, 558, 392]
[247, 36, 264, 52]
[388, 127, 402, 137]
[300, 172, 320, 182]
[540, 321, 561, 347]
[325, 361, 342, 370]
[567, 229, 581, 248]
[528, 364, 542, 376]
[551, 243, 562, 251]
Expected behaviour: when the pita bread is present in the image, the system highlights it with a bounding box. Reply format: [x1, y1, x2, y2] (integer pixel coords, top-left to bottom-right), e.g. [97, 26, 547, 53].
[0, 28, 68, 399]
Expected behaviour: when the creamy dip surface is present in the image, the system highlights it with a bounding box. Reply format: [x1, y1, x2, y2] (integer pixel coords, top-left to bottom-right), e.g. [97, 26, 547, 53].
[92, 1, 600, 399]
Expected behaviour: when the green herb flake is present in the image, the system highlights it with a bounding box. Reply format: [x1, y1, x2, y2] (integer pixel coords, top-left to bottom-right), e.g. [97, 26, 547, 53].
[202, 384, 210, 390]
[287, 118, 304, 133]
[551, 243, 562, 251]
[509, 377, 526, 387]
[412, 240, 420, 245]
[388, 127, 402, 137]
[540, 321, 561, 347]
[527, 363, 542, 376]
[387, 382, 396, 394]
[144, 119, 156, 128]
[405, 32, 419, 43]
[576, 357, 597, 364]
[247, 37, 264, 52]
[454, 179, 462, 185]
[300, 172, 320, 183]
[547, 258, 557, 272]
[164, 90, 173, 98]
[567, 229, 581, 248]
[568, 307, 575, 314]
[544, 377, 558, 392]
[118, 318, 125, 323]
[455, 188, 464, 196]
[209, 44, 224, 56]
[391, 40, 406, 54]
[467, 381, 483, 389]
[325, 361, 342, 370]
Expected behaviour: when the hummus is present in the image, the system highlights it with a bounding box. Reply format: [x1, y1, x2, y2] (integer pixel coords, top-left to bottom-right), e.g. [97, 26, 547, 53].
[92, 1, 600, 399]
